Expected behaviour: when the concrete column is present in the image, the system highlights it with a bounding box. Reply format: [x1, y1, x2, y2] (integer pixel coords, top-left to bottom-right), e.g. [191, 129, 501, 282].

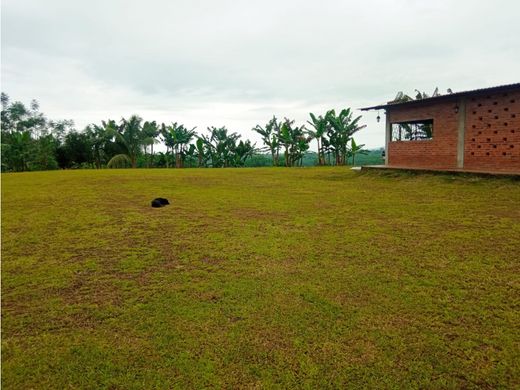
[385, 111, 391, 165]
[456, 98, 466, 169]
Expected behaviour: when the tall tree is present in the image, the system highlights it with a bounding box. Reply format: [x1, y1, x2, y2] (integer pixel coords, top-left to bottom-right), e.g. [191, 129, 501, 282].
[161, 122, 197, 168]
[142, 121, 160, 167]
[307, 113, 328, 165]
[349, 138, 368, 166]
[278, 118, 309, 167]
[107, 115, 144, 168]
[326, 109, 366, 165]
[253, 116, 280, 166]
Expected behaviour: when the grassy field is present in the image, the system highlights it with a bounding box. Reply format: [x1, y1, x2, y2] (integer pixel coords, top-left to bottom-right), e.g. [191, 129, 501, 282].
[2, 168, 519, 389]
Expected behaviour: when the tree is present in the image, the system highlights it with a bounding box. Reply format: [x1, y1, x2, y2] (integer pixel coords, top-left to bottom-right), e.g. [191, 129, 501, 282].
[2, 131, 32, 171]
[85, 124, 111, 169]
[194, 137, 207, 167]
[326, 109, 366, 165]
[57, 131, 93, 168]
[253, 116, 280, 166]
[142, 121, 160, 167]
[278, 118, 309, 167]
[307, 113, 328, 165]
[349, 138, 368, 166]
[203, 126, 238, 167]
[201, 126, 255, 167]
[160, 122, 197, 168]
[32, 134, 59, 170]
[107, 115, 144, 168]
[232, 140, 256, 167]
[0, 94, 72, 171]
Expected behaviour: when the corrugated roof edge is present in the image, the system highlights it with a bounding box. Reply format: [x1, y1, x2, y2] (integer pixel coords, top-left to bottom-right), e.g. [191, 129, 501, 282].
[359, 82, 520, 111]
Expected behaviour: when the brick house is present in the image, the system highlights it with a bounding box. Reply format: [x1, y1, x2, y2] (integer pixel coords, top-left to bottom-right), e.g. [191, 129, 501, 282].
[361, 83, 520, 173]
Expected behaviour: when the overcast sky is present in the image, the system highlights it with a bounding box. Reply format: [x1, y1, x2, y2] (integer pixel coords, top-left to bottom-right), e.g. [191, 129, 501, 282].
[2, 0, 519, 148]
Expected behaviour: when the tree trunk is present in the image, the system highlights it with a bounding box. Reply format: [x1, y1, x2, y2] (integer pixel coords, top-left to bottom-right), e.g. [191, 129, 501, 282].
[317, 138, 322, 166]
[176, 152, 181, 168]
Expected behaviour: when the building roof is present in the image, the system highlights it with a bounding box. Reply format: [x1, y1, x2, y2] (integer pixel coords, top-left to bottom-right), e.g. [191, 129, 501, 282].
[360, 82, 520, 111]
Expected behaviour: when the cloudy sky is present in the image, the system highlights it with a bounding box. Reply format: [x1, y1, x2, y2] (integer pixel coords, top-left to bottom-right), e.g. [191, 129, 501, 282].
[2, 0, 519, 148]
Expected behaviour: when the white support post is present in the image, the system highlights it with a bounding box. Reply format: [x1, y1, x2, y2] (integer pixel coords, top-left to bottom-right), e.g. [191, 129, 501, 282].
[457, 98, 466, 169]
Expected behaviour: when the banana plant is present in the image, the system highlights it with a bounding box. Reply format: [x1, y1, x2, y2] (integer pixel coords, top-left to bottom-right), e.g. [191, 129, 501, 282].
[307, 113, 328, 165]
[253, 116, 280, 166]
[349, 138, 367, 166]
[326, 109, 366, 165]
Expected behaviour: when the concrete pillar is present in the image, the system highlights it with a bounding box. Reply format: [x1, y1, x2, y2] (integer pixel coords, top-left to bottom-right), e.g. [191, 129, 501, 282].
[457, 98, 466, 169]
[385, 111, 391, 165]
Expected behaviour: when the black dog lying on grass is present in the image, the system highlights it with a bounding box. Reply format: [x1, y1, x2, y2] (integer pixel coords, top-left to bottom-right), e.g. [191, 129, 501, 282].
[151, 198, 170, 208]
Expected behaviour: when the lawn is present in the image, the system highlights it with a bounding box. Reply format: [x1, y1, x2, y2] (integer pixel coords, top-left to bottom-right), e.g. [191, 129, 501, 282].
[2, 168, 519, 389]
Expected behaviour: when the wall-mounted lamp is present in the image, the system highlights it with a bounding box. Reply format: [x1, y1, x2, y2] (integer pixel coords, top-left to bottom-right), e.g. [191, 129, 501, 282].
[376, 111, 381, 123]
[454, 105, 459, 114]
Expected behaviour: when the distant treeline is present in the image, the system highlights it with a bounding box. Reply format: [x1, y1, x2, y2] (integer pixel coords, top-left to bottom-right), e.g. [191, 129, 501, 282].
[1, 92, 381, 172]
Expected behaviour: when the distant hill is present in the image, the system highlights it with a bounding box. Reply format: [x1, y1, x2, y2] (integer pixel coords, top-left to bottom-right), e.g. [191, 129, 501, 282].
[244, 149, 385, 167]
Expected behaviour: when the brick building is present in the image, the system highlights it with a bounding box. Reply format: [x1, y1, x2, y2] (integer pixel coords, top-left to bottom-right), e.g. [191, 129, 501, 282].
[361, 83, 520, 173]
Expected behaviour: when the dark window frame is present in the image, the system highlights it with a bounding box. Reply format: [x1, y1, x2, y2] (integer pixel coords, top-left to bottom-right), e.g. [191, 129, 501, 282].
[391, 119, 434, 141]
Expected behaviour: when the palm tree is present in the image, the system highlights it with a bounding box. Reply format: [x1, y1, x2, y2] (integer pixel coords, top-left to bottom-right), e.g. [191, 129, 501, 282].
[175, 125, 197, 168]
[142, 121, 160, 167]
[160, 123, 174, 167]
[107, 115, 144, 168]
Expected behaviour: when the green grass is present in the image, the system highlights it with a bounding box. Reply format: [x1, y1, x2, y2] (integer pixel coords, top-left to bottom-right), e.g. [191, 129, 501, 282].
[2, 168, 519, 389]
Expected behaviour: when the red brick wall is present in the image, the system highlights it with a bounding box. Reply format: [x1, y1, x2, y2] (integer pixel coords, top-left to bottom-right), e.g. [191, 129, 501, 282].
[386, 89, 520, 173]
[464, 90, 520, 172]
[387, 100, 459, 168]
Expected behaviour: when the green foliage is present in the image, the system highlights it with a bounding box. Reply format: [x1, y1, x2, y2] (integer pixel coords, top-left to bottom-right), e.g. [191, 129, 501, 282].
[200, 126, 256, 168]
[142, 121, 160, 168]
[307, 113, 328, 165]
[56, 131, 93, 168]
[325, 108, 366, 165]
[1, 92, 372, 171]
[160, 122, 197, 168]
[114, 115, 144, 168]
[349, 138, 368, 166]
[0, 93, 72, 171]
[252, 116, 281, 166]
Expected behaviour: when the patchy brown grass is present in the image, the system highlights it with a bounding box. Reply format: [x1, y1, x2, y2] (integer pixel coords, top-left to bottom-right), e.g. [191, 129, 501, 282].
[2, 168, 520, 388]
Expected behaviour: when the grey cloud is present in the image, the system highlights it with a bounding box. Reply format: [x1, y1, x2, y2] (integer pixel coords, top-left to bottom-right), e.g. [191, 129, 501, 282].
[2, 0, 520, 148]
